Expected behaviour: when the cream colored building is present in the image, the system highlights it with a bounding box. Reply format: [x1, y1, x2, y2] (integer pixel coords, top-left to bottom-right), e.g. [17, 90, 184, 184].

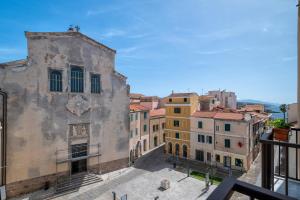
[149, 108, 166, 149]
[208, 90, 237, 109]
[190, 111, 216, 164]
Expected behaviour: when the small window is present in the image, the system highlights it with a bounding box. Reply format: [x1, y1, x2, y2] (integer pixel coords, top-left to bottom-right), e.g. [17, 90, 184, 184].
[91, 74, 101, 93]
[216, 125, 219, 131]
[156, 124, 159, 131]
[136, 113, 138, 120]
[49, 70, 63, 92]
[153, 125, 155, 132]
[144, 124, 147, 132]
[143, 139, 147, 151]
[225, 124, 231, 132]
[225, 139, 231, 148]
[184, 98, 187, 102]
[130, 114, 133, 122]
[144, 112, 148, 119]
[198, 121, 203, 129]
[135, 128, 138, 135]
[235, 158, 243, 167]
[169, 98, 172, 102]
[71, 66, 84, 93]
[174, 120, 180, 127]
[216, 154, 220, 162]
[162, 123, 165, 129]
[206, 136, 212, 144]
[174, 107, 181, 114]
[198, 134, 205, 143]
[196, 150, 204, 161]
[175, 132, 180, 139]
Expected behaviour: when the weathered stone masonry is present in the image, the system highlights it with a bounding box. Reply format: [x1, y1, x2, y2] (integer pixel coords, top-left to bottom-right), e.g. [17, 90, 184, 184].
[0, 31, 130, 197]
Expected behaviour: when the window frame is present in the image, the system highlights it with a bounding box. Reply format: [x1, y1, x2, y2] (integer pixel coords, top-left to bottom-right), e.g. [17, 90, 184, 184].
[175, 132, 180, 139]
[70, 65, 84, 93]
[49, 69, 63, 92]
[225, 123, 231, 132]
[198, 121, 203, 129]
[143, 124, 147, 132]
[224, 139, 231, 148]
[174, 107, 181, 114]
[173, 120, 180, 127]
[90, 73, 101, 94]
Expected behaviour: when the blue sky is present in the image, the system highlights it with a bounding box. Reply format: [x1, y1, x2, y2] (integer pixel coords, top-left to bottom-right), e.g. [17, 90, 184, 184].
[0, 0, 297, 104]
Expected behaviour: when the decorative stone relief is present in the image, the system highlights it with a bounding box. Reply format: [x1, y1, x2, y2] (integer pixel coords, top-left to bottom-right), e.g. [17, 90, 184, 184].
[70, 124, 89, 138]
[66, 95, 90, 116]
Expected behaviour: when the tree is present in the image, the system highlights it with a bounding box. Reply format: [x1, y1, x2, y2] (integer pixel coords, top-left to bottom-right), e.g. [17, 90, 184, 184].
[280, 104, 287, 122]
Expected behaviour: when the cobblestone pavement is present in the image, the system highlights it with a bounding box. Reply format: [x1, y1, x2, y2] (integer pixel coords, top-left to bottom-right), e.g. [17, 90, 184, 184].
[41, 146, 216, 200]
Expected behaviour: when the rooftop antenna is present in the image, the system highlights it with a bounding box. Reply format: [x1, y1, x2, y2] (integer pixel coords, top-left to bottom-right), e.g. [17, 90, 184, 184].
[75, 25, 80, 32]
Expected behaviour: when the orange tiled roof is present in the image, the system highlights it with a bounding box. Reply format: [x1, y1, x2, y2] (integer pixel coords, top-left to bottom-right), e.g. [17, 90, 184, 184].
[150, 108, 165, 117]
[214, 112, 244, 120]
[192, 111, 216, 118]
[130, 104, 150, 112]
[168, 92, 198, 97]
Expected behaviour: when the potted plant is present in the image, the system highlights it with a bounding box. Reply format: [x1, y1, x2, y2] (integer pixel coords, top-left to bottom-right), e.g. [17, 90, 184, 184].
[267, 119, 290, 141]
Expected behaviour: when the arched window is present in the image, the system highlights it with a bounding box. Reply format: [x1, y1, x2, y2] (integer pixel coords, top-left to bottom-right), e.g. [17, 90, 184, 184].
[49, 70, 62, 92]
[168, 142, 172, 154]
[175, 144, 180, 156]
[182, 145, 187, 158]
[71, 66, 84, 93]
[154, 136, 158, 147]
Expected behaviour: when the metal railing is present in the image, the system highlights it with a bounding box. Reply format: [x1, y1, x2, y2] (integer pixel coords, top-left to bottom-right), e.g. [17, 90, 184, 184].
[260, 128, 300, 196]
[207, 177, 297, 200]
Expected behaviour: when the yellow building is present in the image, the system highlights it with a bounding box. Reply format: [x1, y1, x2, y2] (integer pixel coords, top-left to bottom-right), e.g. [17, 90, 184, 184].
[164, 93, 199, 159]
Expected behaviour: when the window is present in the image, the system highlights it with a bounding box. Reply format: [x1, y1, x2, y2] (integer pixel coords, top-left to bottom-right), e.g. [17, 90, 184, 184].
[216, 125, 219, 131]
[135, 128, 138, 135]
[207, 152, 211, 162]
[144, 112, 148, 119]
[175, 132, 180, 139]
[130, 114, 133, 122]
[216, 154, 220, 162]
[225, 139, 231, 148]
[198, 134, 205, 143]
[184, 98, 187, 102]
[196, 150, 204, 161]
[153, 125, 156, 132]
[206, 136, 212, 144]
[225, 124, 231, 131]
[168, 143, 172, 154]
[182, 145, 187, 158]
[163, 133, 166, 142]
[169, 98, 172, 102]
[71, 143, 87, 158]
[49, 70, 62, 92]
[154, 136, 158, 147]
[156, 124, 159, 131]
[198, 121, 203, 129]
[235, 158, 243, 167]
[174, 107, 181, 114]
[90, 74, 101, 93]
[136, 113, 138, 120]
[71, 66, 84, 93]
[224, 156, 231, 167]
[143, 139, 147, 151]
[162, 123, 165, 129]
[174, 120, 180, 127]
[175, 144, 180, 156]
[144, 124, 147, 132]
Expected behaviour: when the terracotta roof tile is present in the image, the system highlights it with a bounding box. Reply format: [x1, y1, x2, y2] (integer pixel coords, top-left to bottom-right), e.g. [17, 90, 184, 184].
[130, 104, 150, 112]
[150, 108, 165, 117]
[192, 111, 216, 118]
[214, 112, 244, 120]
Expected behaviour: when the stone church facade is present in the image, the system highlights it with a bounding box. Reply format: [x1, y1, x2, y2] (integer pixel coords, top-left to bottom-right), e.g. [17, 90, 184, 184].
[0, 31, 130, 197]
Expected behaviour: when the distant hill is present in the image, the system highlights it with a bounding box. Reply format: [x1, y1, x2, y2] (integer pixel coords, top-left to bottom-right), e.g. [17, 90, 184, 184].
[237, 99, 280, 113]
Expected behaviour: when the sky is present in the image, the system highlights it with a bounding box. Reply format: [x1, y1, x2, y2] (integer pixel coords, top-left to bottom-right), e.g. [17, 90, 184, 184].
[0, 0, 298, 104]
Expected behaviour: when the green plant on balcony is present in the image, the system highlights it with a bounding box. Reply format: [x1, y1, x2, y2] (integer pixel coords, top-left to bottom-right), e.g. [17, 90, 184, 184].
[267, 119, 290, 141]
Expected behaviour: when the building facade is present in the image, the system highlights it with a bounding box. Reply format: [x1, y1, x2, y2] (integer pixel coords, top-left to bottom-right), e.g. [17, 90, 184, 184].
[208, 90, 237, 109]
[0, 31, 130, 197]
[149, 108, 166, 150]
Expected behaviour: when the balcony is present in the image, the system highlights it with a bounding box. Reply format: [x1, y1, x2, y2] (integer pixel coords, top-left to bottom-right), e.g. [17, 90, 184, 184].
[208, 128, 300, 199]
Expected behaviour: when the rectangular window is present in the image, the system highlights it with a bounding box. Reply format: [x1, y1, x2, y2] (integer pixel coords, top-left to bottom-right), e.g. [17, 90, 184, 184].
[144, 124, 147, 132]
[71, 143, 87, 158]
[175, 132, 180, 139]
[136, 113, 138, 120]
[216, 154, 220, 162]
[49, 69, 62, 92]
[224, 156, 231, 167]
[71, 66, 84, 93]
[225, 124, 231, 131]
[207, 152, 211, 162]
[90, 74, 101, 93]
[169, 98, 172, 102]
[153, 125, 155, 132]
[174, 120, 180, 127]
[162, 123, 165, 129]
[216, 125, 219, 131]
[143, 139, 147, 151]
[198, 121, 203, 129]
[196, 150, 204, 161]
[198, 134, 205, 143]
[156, 124, 159, 131]
[135, 128, 138, 135]
[144, 112, 148, 119]
[206, 136, 212, 144]
[235, 158, 243, 167]
[174, 107, 181, 114]
[225, 139, 231, 148]
[184, 98, 187, 102]
[130, 114, 134, 122]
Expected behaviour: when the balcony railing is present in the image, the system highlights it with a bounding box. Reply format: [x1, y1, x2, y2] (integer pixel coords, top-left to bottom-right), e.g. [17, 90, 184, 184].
[207, 177, 297, 200]
[260, 128, 300, 196]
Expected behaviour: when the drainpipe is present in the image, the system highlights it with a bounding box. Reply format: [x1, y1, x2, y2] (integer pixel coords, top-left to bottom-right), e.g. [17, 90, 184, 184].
[0, 89, 7, 186]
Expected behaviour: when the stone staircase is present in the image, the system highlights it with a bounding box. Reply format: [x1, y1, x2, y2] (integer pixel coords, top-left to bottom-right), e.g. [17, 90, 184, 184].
[55, 172, 103, 194]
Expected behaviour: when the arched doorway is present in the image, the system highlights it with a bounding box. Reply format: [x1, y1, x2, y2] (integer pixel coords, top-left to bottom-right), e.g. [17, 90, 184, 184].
[182, 145, 187, 158]
[168, 142, 172, 154]
[154, 136, 158, 147]
[175, 144, 180, 156]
